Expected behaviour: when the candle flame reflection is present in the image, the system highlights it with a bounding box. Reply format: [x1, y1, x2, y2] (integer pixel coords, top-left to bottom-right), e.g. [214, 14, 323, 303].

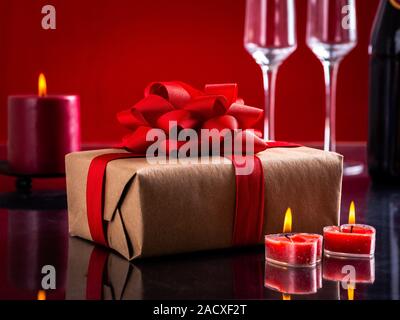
[347, 286, 355, 301]
[282, 294, 291, 300]
[37, 290, 46, 300]
[283, 208, 292, 233]
[38, 73, 47, 97]
[348, 201, 356, 225]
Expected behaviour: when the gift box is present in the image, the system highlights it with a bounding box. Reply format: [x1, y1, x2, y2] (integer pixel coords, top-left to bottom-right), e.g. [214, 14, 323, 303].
[66, 146, 343, 260]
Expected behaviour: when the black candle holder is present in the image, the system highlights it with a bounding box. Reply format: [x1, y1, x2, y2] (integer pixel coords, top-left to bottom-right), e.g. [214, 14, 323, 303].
[0, 160, 67, 210]
[0, 160, 65, 193]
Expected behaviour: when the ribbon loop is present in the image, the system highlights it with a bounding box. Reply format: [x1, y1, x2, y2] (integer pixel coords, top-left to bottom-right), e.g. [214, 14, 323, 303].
[145, 81, 198, 108]
[227, 103, 263, 130]
[202, 115, 239, 133]
[183, 95, 228, 120]
[157, 109, 199, 132]
[204, 83, 239, 105]
[122, 126, 154, 154]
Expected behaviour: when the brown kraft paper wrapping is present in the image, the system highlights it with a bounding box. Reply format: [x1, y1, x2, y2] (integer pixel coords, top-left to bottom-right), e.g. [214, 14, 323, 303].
[65, 147, 343, 260]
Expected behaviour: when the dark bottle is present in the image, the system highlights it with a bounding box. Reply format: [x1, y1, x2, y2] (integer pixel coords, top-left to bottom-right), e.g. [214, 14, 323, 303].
[368, 0, 400, 184]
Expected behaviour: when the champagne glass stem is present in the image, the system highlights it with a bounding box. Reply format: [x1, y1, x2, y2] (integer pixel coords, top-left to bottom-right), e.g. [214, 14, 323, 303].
[261, 66, 278, 141]
[322, 61, 339, 152]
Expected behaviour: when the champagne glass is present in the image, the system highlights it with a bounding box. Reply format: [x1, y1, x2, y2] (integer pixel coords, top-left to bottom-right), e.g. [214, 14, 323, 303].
[307, 0, 363, 175]
[244, 0, 297, 141]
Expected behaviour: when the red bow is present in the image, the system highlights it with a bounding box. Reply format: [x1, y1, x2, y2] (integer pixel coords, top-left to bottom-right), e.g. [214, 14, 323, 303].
[117, 82, 267, 154]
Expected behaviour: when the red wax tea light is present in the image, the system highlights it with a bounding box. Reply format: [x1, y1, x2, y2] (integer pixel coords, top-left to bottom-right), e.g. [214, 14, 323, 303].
[7, 73, 80, 175]
[324, 202, 376, 258]
[265, 208, 323, 267]
[264, 262, 321, 295]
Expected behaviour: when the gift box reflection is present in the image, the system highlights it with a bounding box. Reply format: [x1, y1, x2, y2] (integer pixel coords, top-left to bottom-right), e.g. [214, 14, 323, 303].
[68, 238, 342, 300]
[67, 237, 254, 300]
[7, 210, 68, 292]
[264, 262, 322, 295]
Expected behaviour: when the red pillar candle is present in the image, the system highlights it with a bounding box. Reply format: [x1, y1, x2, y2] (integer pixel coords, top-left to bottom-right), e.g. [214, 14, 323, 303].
[265, 208, 323, 267]
[7, 74, 80, 175]
[323, 202, 376, 258]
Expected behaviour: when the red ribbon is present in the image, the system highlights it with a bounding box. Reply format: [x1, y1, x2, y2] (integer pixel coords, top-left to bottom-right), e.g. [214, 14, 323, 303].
[85, 82, 299, 250]
[231, 155, 265, 246]
[86, 153, 141, 247]
[86, 247, 109, 300]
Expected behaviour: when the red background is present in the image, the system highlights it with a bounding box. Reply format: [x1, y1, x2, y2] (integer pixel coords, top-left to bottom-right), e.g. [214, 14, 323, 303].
[0, 0, 380, 145]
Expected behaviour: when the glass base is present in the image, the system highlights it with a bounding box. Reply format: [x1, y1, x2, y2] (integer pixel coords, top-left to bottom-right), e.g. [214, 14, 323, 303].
[324, 250, 374, 260]
[265, 257, 321, 268]
[343, 160, 364, 177]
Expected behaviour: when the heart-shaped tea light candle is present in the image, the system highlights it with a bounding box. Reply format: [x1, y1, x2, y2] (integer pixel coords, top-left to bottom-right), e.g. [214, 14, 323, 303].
[324, 202, 376, 259]
[265, 208, 323, 267]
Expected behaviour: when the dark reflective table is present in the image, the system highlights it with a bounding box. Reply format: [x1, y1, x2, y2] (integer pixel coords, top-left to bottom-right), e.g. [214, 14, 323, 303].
[0, 145, 399, 300]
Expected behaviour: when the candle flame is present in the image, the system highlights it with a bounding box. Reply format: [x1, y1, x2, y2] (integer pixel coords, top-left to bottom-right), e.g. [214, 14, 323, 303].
[37, 290, 46, 300]
[347, 285, 355, 301]
[283, 208, 292, 233]
[38, 73, 47, 97]
[390, 0, 400, 10]
[282, 294, 291, 300]
[348, 201, 356, 225]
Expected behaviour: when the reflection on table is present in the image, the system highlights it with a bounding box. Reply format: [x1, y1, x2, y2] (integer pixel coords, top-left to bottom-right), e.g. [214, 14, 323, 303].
[0, 145, 399, 300]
